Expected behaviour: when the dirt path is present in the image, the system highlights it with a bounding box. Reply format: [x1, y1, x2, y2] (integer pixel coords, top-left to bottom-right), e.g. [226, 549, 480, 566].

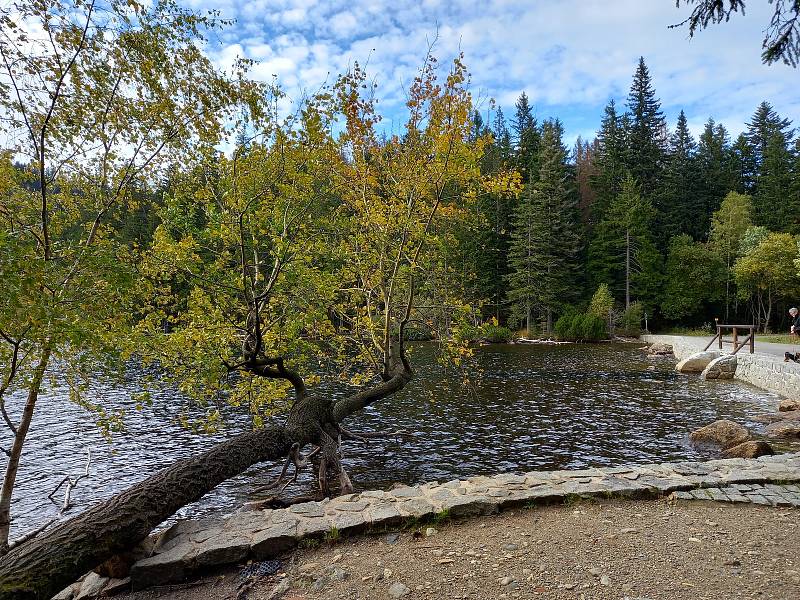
[118, 497, 800, 600]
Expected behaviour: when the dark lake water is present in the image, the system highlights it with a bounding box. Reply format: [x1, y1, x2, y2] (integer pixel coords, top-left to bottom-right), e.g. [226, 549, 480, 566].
[2, 342, 780, 540]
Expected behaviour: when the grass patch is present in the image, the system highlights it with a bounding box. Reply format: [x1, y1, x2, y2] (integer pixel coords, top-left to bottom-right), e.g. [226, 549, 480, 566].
[324, 526, 340, 544]
[658, 327, 714, 337]
[756, 334, 800, 344]
[432, 508, 451, 526]
[299, 537, 321, 550]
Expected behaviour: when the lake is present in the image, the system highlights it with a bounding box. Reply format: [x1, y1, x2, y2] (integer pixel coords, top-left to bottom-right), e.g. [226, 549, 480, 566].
[2, 342, 779, 540]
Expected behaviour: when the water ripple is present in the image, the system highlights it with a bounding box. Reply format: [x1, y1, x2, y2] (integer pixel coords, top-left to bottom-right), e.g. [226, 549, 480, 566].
[1, 343, 779, 538]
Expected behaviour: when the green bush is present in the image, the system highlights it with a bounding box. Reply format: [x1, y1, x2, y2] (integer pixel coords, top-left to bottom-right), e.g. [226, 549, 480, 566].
[619, 302, 643, 337]
[554, 312, 575, 340]
[555, 313, 608, 341]
[478, 323, 513, 343]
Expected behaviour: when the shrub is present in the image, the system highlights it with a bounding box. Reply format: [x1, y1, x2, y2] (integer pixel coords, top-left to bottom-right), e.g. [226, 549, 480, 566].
[579, 314, 607, 340]
[478, 322, 513, 343]
[589, 284, 614, 322]
[555, 313, 608, 341]
[619, 302, 643, 337]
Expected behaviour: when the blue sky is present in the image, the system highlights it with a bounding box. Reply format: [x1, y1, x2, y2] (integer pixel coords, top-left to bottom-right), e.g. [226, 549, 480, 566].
[191, 0, 799, 147]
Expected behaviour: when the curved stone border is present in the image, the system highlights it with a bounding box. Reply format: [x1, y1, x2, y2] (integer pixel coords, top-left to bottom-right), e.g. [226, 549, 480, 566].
[115, 453, 800, 591]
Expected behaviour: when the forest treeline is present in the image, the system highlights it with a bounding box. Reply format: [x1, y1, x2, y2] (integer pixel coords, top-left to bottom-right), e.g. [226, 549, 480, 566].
[465, 57, 800, 336]
[15, 57, 795, 338]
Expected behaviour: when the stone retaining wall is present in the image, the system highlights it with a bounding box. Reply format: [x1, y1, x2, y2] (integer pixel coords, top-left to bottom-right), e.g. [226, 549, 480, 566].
[643, 334, 800, 400]
[123, 454, 800, 591]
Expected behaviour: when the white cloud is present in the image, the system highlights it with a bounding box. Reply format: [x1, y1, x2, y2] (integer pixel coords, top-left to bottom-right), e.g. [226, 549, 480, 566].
[200, 0, 798, 145]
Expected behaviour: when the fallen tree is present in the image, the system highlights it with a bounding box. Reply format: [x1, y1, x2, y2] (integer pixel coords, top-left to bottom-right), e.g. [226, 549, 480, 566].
[0, 357, 412, 600]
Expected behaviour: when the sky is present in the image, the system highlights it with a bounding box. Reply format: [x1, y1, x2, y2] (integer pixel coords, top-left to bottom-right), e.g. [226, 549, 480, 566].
[190, 0, 798, 147]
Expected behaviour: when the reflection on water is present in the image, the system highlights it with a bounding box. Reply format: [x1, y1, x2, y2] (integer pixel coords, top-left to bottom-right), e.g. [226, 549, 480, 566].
[1, 343, 779, 538]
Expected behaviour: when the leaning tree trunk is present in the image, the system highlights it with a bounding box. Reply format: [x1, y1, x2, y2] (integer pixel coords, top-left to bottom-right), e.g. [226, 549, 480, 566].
[0, 362, 412, 600]
[0, 425, 292, 600]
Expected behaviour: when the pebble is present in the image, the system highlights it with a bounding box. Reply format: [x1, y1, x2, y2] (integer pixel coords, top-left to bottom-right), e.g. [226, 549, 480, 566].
[388, 582, 411, 598]
[331, 553, 343, 563]
[384, 533, 401, 545]
[588, 567, 602, 576]
[383, 568, 393, 579]
[503, 543, 518, 551]
[425, 527, 438, 537]
[600, 574, 611, 586]
[298, 562, 319, 573]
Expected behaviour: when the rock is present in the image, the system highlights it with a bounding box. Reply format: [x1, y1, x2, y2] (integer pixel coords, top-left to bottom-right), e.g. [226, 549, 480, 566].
[52, 583, 79, 600]
[130, 543, 194, 590]
[779, 399, 800, 412]
[647, 343, 673, 356]
[383, 568, 393, 579]
[502, 543, 518, 551]
[752, 413, 787, 424]
[424, 527, 438, 537]
[193, 532, 251, 568]
[676, 351, 721, 373]
[102, 577, 131, 596]
[600, 574, 611, 586]
[388, 582, 411, 598]
[689, 419, 750, 449]
[720, 440, 775, 459]
[74, 573, 109, 600]
[701, 354, 737, 380]
[266, 578, 290, 600]
[383, 533, 400, 545]
[766, 421, 800, 438]
[328, 566, 350, 581]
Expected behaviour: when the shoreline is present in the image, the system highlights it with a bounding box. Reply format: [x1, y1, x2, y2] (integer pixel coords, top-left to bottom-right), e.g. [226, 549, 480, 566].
[642, 334, 800, 401]
[56, 453, 800, 599]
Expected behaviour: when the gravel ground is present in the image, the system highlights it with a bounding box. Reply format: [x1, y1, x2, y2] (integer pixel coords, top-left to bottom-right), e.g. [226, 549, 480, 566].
[119, 498, 800, 600]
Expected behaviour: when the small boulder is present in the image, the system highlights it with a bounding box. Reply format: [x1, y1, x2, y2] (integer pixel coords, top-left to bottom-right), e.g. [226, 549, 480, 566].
[720, 441, 775, 459]
[676, 351, 721, 373]
[779, 398, 800, 412]
[647, 343, 673, 356]
[388, 582, 411, 598]
[766, 421, 800, 439]
[689, 419, 750, 449]
[74, 573, 109, 600]
[701, 355, 737, 380]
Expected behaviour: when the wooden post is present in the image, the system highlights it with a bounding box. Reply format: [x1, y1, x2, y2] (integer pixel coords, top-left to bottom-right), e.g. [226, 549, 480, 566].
[718, 325, 723, 350]
[750, 326, 755, 354]
[733, 327, 738, 352]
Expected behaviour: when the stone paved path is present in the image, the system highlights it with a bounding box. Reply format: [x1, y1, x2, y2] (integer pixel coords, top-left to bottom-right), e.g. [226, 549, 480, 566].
[124, 453, 800, 591]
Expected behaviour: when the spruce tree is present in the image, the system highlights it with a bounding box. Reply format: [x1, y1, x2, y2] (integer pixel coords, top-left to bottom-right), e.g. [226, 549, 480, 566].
[659, 110, 699, 239]
[511, 92, 541, 184]
[730, 133, 757, 194]
[506, 119, 579, 333]
[754, 130, 796, 232]
[695, 119, 735, 238]
[587, 174, 661, 311]
[472, 108, 516, 322]
[625, 57, 667, 200]
[590, 99, 626, 223]
[746, 101, 793, 168]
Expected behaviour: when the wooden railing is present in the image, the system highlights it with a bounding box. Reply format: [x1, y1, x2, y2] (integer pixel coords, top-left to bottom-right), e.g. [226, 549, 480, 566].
[703, 324, 755, 355]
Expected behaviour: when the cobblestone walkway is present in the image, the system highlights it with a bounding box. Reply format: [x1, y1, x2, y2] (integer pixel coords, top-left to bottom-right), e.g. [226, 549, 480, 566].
[674, 482, 800, 505]
[122, 453, 800, 591]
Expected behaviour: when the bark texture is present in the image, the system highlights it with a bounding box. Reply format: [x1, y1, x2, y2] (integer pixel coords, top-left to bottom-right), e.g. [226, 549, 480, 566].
[0, 425, 291, 600]
[0, 363, 412, 600]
